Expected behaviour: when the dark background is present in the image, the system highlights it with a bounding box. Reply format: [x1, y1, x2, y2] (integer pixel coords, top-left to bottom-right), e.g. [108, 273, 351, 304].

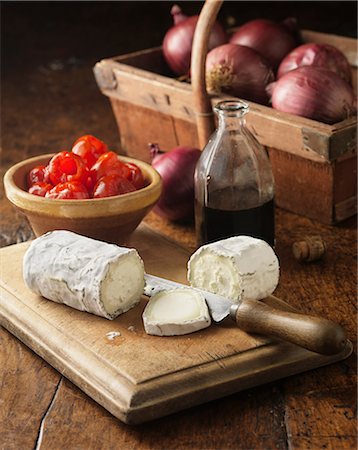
[2, 1, 357, 71]
[1, 1, 357, 159]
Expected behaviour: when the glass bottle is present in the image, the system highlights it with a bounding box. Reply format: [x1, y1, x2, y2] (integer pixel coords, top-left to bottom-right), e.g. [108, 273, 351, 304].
[194, 100, 275, 247]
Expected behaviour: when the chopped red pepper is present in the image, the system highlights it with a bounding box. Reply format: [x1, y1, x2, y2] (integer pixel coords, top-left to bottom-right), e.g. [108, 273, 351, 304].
[26, 136, 145, 199]
[72, 134, 108, 168]
[93, 173, 136, 198]
[45, 181, 90, 199]
[90, 151, 130, 182]
[28, 182, 53, 197]
[125, 162, 145, 189]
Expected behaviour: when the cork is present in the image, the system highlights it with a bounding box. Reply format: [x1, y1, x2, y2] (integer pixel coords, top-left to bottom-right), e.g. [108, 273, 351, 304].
[292, 235, 326, 263]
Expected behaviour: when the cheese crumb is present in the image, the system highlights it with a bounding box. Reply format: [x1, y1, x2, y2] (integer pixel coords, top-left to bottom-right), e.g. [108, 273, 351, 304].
[106, 331, 121, 340]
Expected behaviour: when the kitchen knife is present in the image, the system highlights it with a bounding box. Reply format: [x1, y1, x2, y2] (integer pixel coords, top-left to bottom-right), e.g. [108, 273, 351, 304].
[144, 274, 347, 355]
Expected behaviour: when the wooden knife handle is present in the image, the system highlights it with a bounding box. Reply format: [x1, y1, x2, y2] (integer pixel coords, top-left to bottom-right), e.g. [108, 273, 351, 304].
[231, 299, 347, 355]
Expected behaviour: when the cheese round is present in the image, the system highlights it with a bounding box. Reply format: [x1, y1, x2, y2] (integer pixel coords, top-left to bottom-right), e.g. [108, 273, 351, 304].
[188, 236, 279, 302]
[142, 288, 211, 336]
[23, 230, 145, 319]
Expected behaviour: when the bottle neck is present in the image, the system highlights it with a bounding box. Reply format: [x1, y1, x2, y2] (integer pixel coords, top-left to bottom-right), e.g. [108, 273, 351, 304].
[214, 100, 249, 132]
[217, 112, 246, 132]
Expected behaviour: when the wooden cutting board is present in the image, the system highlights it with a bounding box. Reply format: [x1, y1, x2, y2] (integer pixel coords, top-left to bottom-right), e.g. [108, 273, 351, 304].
[0, 225, 352, 424]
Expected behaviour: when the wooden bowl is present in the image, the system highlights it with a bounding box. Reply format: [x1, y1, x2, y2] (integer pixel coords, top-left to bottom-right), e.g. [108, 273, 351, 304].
[4, 153, 162, 245]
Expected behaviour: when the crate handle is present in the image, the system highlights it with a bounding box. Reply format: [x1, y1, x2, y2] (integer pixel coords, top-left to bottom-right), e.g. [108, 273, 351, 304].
[191, 0, 223, 148]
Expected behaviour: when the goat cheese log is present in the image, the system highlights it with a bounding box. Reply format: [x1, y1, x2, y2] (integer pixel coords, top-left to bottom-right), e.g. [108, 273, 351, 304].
[23, 230, 145, 319]
[188, 236, 279, 302]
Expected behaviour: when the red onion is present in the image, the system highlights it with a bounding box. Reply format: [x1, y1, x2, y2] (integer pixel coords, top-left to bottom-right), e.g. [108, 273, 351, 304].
[150, 144, 201, 222]
[277, 43, 352, 84]
[230, 18, 299, 70]
[206, 43, 275, 105]
[268, 66, 356, 124]
[163, 4, 227, 76]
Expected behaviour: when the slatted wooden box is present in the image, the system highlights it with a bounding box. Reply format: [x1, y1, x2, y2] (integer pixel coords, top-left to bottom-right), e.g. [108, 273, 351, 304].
[94, 29, 357, 225]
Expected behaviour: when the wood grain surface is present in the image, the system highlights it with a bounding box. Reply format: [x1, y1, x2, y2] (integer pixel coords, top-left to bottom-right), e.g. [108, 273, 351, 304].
[0, 229, 351, 424]
[1, 2, 357, 449]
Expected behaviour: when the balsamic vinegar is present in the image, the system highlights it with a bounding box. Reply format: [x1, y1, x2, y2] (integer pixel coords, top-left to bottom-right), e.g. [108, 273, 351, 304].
[195, 199, 275, 247]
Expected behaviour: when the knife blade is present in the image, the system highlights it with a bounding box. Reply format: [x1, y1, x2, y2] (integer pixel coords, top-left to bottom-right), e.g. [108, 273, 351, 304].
[144, 274, 347, 355]
[144, 273, 233, 322]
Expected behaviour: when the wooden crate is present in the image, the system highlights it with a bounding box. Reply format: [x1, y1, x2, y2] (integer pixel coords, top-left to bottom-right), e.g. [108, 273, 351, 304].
[94, 30, 357, 224]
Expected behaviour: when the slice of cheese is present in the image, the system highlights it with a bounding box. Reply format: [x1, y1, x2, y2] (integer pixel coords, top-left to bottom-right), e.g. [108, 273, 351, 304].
[142, 288, 211, 336]
[23, 230, 145, 319]
[188, 236, 279, 302]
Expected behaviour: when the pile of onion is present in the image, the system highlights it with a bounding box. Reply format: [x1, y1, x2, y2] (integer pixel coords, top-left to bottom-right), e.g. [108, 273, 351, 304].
[268, 66, 356, 124]
[277, 43, 352, 84]
[230, 18, 299, 69]
[206, 43, 274, 105]
[162, 4, 227, 76]
[150, 144, 201, 222]
[161, 7, 356, 125]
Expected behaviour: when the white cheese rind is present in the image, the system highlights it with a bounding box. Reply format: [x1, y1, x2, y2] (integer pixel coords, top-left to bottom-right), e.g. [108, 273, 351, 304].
[23, 230, 145, 319]
[142, 288, 211, 336]
[187, 236, 279, 302]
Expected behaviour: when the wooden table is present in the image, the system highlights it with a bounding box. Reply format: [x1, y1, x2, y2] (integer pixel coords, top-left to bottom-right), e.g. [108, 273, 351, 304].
[1, 3, 357, 449]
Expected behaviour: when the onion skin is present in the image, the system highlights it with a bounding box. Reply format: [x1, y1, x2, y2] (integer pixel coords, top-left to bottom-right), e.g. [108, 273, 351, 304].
[170, 4, 187, 25]
[277, 43, 352, 84]
[269, 66, 356, 124]
[163, 6, 227, 76]
[206, 43, 275, 105]
[151, 145, 201, 222]
[230, 18, 299, 70]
